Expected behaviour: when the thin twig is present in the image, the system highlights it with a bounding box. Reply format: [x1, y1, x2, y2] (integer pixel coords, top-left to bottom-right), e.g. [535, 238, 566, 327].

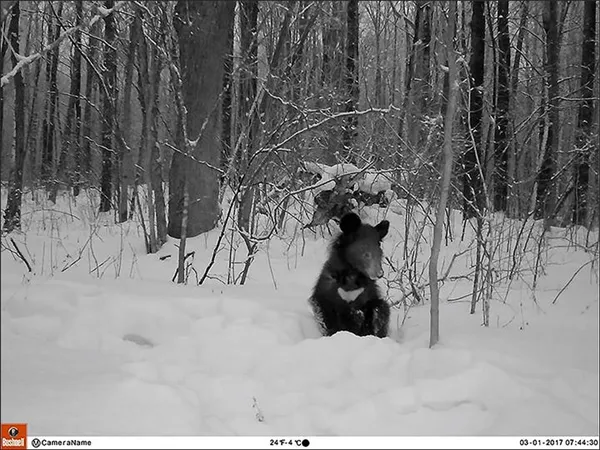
[551, 259, 595, 305]
[10, 238, 32, 272]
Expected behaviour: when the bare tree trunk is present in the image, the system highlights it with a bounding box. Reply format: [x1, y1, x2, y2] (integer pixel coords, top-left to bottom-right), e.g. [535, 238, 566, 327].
[3, 2, 26, 233]
[430, 0, 458, 349]
[321, 1, 344, 161]
[321, 1, 344, 87]
[52, 0, 83, 203]
[508, 0, 529, 218]
[129, 8, 143, 219]
[221, 12, 234, 171]
[342, 0, 359, 162]
[41, 2, 63, 194]
[462, 0, 485, 220]
[535, 1, 559, 222]
[71, 0, 83, 193]
[237, 0, 259, 285]
[168, 1, 235, 238]
[99, 0, 116, 213]
[176, 180, 189, 284]
[289, 1, 312, 104]
[150, 34, 167, 247]
[470, 217, 483, 315]
[373, 2, 383, 106]
[572, 0, 596, 226]
[79, 20, 101, 196]
[23, 13, 43, 187]
[237, 0, 259, 227]
[406, 0, 431, 151]
[391, 3, 399, 108]
[397, 3, 417, 143]
[137, 11, 158, 253]
[493, 0, 510, 212]
[118, 3, 140, 223]
[0, 10, 7, 161]
[366, 1, 387, 155]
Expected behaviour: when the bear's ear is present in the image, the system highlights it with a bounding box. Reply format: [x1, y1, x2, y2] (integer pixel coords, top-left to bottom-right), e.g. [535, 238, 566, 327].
[339, 212, 362, 234]
[375, 220, 389, 239]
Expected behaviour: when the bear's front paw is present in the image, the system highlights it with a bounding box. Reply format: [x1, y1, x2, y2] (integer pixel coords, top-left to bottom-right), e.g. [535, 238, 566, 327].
[352, 308, 365, 322]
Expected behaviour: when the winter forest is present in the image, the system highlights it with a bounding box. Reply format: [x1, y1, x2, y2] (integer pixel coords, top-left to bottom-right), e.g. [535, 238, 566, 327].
[1, 0, 599, 442]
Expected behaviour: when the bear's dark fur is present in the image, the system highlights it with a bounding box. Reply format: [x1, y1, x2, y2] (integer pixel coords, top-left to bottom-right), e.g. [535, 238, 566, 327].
[309, 212, 391, 338]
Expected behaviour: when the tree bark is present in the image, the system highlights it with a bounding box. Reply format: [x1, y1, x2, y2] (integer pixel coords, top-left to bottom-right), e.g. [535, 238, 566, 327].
[150, 32, 167, 247]
[493, 0, 510, 212]
[41, 2, 63, 191]
[118, 2, 140, 223]
[237, 0, 259, 285]
[321, 1, 345, 162]
[572, 0, 596, 226]
[176, 181, 190, 284]
[462, 0, 485, 219]
[55, 0, 83, 202]
[168, 1, 235, 238]
[534, 1, 559, 222]
[221, 11, 234, 171]
[430, 0, 458, 349]
[508, 0, 529, 217]
[321, 1, 344, 88]
[136, 9, 158, 253]
[3, 2, 26, 233]
[342, 0, 359, 162]
[99, 0, 116, 213]
[0, 8, 7, 161]
[79, 20, 101, 195]
[407, 0, 431, 151]
[237, 0, 259, 233]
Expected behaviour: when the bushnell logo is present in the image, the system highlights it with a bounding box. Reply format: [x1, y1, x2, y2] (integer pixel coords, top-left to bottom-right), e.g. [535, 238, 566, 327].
[1, 423, 27, 449]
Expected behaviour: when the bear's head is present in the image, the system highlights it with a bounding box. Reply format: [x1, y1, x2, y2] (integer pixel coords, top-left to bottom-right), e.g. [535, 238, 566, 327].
[337, 212, 390, 280]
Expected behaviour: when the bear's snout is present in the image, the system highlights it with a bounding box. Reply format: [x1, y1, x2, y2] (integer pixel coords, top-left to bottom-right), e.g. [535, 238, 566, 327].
[371, 268, 384, 280]
[366, 264, 384, 280]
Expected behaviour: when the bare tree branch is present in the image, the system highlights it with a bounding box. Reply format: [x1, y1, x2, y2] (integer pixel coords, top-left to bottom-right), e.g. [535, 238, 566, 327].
[1, 1, 126, 87]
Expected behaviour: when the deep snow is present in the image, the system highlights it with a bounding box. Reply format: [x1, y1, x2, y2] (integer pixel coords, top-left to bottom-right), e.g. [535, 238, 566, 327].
[1, 188, 598, 438]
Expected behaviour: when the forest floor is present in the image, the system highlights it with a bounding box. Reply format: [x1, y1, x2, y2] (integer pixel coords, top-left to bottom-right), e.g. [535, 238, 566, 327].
[1, 188, 598, 436]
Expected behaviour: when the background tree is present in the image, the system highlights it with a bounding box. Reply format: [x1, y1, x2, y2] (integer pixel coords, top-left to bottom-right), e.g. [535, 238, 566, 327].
[430, 0, 458, 348]
[53, 0, 83, 203]
[117, 0, 139, 223]
[99, 0, 116, 213]
[572, 0, 596, 226]
[0, 0, 597, 294]
[79, 19, 101, 196]
[2, 1, 25, 233]
[168, 1, 235, 238]
[493, 0, 510, 213]
[534, 1, 559, 222]
[0, 5, 9, 159]
[402, 0, 431, 154]
[321, 1, 345, 162]
[462, 0, 485, 220]
[236, 0, 260, 284]
[342, 0, 359, 162]
[40, 2, 63, 195]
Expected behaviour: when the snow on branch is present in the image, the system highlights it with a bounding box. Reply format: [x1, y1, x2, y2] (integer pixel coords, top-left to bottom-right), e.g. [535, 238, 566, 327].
[0, 1, 17, 24]
[303, 161, 393, 196]
[1, 1, 126, 88]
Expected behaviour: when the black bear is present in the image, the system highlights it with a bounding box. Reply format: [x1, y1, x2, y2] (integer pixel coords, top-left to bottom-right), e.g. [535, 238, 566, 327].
[309, 212, 391, 338]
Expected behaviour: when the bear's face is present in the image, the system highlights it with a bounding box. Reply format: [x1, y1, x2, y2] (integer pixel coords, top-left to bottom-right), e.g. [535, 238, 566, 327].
[339, 213, 389, 280]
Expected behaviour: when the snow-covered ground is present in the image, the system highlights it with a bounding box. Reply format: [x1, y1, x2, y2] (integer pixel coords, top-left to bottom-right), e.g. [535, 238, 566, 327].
[1, 188, 598, 437]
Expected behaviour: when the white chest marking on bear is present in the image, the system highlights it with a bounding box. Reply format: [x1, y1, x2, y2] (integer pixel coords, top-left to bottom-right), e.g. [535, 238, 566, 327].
[337, 287, 365, 302]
